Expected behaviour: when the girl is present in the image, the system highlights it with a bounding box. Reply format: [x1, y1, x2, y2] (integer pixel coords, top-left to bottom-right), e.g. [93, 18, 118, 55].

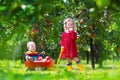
[60, 18, 83, 71]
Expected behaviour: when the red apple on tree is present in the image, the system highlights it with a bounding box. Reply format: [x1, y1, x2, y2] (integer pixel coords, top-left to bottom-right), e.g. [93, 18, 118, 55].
[80, 19, 85, 24]
[78, 10, 83, 15]
[31, 27, 39, 36]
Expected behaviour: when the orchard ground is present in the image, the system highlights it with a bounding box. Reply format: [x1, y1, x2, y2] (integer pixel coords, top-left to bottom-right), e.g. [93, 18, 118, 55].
[0, 59, 120, 80]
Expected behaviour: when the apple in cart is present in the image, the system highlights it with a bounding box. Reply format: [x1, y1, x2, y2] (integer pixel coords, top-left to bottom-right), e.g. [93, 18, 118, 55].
[36, 56, 43, 61]
[45, 56, 51, 61]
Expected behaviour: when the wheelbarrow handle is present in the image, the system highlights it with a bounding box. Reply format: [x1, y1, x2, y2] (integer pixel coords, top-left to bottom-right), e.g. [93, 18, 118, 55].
[56, 47, 64, 67]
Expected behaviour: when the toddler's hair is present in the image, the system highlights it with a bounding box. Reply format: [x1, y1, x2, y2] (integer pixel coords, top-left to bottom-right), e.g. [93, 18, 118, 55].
[27, 41, 36, 49]
[63, 18, 74, 27]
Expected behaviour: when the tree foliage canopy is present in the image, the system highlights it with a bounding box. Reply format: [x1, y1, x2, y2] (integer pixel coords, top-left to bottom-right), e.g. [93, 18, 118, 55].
[0, 0, 120, 67]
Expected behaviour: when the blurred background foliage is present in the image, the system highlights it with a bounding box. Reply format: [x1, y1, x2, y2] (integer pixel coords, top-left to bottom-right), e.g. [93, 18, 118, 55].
[0, 0, 120, 67]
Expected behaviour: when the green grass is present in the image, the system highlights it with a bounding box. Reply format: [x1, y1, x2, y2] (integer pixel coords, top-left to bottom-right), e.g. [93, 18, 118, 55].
[0, 60, 120, 80]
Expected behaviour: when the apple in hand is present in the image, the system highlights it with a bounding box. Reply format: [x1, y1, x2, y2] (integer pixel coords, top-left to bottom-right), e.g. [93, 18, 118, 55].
[69, 28, 74, 31]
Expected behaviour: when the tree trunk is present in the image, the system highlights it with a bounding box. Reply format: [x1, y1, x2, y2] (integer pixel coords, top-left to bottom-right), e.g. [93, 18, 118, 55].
[86, 51, 90, 64]
[90, 37, 95, 69]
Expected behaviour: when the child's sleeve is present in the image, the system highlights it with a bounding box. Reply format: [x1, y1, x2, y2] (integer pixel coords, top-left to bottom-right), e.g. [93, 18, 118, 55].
[25, 53, 30, 60]
[70, 31, 77, 40]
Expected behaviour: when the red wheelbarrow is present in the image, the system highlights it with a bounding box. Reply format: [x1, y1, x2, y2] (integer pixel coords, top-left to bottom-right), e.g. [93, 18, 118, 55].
[24, 56, 54, 69]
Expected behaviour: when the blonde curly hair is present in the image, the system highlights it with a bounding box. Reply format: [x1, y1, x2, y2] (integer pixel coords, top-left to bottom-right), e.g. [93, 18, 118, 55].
[63, 18, 76, 32]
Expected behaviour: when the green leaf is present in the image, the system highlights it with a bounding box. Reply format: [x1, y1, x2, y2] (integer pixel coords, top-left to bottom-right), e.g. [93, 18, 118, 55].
[95, 0, 111, 9]
[0, 6, 7, 11]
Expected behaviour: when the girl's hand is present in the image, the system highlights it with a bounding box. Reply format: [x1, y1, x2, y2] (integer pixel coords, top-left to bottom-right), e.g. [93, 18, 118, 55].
[64, 26, 69, 32]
